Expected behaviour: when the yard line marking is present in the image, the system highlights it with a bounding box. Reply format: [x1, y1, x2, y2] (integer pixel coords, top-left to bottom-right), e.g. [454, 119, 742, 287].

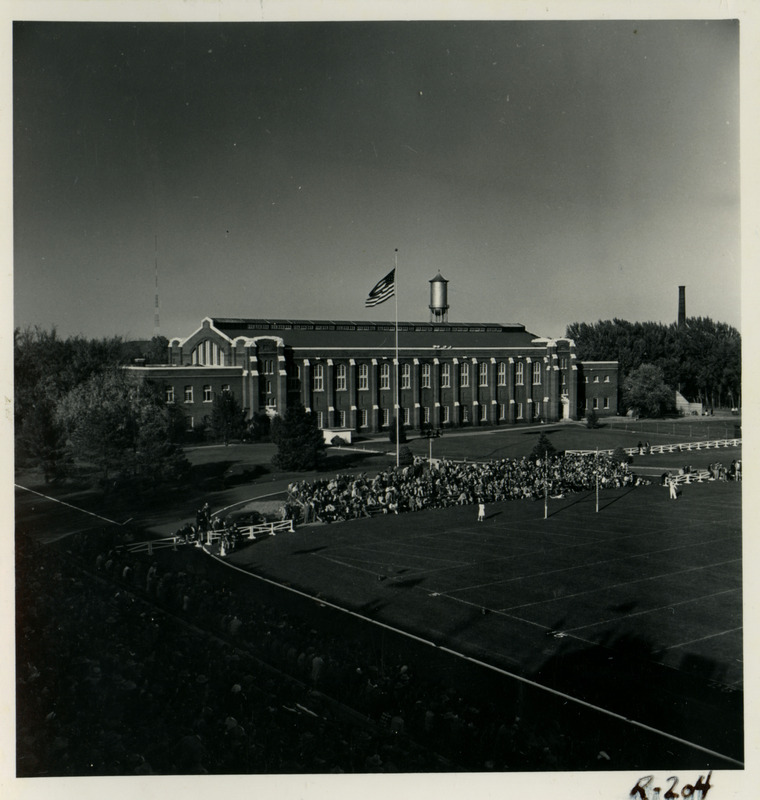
[555, 588, 739, 634]
[314, 554, 394, 577]
[445, 536, 740, 595]
[206, 550, 745, 764]
[15, 485, 125, 527]
[502, 564, 741, 613]
[663, 626, 744, 651]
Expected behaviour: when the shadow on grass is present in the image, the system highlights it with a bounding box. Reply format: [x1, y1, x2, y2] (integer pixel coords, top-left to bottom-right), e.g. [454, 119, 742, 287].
[392, 577, 426, 589]
[529, 630, 743, 767]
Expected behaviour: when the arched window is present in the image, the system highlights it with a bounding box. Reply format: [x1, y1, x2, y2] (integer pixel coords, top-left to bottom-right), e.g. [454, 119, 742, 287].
[191, 339, 225, 365]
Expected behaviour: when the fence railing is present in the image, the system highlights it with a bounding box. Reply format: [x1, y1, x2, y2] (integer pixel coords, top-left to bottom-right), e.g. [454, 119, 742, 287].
[125, 519, 295, 556]
[566, 438, 741, 457]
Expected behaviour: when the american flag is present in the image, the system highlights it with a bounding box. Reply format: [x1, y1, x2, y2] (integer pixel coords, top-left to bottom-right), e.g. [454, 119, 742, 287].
[364, 269, 396, 307]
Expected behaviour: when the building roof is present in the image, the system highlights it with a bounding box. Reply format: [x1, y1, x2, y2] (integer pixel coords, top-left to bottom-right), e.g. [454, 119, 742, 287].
[209, 317, 544, 350]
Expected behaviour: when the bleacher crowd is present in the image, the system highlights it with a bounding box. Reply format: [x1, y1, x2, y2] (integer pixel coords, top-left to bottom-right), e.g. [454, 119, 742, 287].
[287, 453, 647, 524]
[17, 522, 632, 776]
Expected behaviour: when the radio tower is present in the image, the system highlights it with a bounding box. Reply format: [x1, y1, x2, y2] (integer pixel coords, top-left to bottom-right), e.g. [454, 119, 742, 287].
[153, 235, 160, 336]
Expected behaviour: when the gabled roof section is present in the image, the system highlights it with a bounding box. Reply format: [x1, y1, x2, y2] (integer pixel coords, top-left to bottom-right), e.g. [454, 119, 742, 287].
[176, 316, 235, 348]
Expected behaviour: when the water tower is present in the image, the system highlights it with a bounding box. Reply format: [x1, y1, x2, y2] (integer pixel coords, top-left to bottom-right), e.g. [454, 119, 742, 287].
[429, 272, 449, 323]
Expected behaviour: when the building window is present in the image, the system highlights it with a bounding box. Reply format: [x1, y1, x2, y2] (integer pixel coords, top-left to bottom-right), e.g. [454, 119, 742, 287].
[165, 386, 175, 404]
[339, 410, 346, 427]
[191, 339, 224, 366]
[184, 385, 193, 403]
[532, 362, 541, 385]
[441, 363, 451, 388]
[380, 363, 391, 390]
[423, 406, 430, 423]
[401, 363, 411, 389]
[203, 385, 212, 403]
[382, 408, 390, 427]
[560, 357, 568, 370]
[480, 404, 488, 421]
[498, 362, 506, 386]
[479, 362, 488, 387]
[604, 397, 610, 409]
[461, 362, 470, 388]
[403, 408, 410, 426]
[360, 409, 368, 428]
[222, 384, 230, 393]
[359, 364, 369, 391]
[584, 376, 589, 383]
[442, 406, 450, 424]
[517, 402, 523, 419]
[562, 372, 567, 386]
[515, 363, 524, 385]
[534, 401, 541, 418]
[593, 397, 599, 409]
[422, 363, 431, 388]
[336, 364, 347, 391]
[265, 380, 272, 394]
[462, 406, 469, 422]
[604, 375, 610, 383]
[313, 364, 324, 392]
[594, 376, 600, 383]
[499, 403, 506, 420]
[317, 411, 324, 429]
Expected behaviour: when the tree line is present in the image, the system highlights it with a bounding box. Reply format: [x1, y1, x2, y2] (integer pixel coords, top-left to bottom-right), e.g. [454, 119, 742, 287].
[565, 317, 741, 415]
[14, 326, 324, 490]
[14, 327, 187, 488]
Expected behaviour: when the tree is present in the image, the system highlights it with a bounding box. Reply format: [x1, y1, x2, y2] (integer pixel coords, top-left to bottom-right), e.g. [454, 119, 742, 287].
[585, 409, 599, 429]
[622, 364, 676, 418]
[529, 432, 558, 462]
[271, 404, 326, 471]
[56, 369, 189, 491]
[210, 390, 246, 445]
[18, 397, 69, 482]
[388, 416, 407, 444]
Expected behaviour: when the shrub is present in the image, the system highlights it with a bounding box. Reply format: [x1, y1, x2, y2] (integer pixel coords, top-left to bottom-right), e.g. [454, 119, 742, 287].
[612, 446, 632, 464]
[398, 445, 414, 466]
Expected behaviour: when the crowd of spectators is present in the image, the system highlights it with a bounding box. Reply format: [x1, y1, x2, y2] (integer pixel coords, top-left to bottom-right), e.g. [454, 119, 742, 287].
[17, 520, 633, 776]
[287, 453, 646, 524]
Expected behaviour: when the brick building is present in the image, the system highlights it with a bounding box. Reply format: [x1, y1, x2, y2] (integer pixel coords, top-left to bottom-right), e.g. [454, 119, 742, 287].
[128, 276, 618, 433]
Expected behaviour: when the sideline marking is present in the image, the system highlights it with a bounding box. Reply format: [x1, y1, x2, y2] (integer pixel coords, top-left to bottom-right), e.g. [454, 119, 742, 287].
[15, 485, 125, 527]
[208, 549, 742, 768]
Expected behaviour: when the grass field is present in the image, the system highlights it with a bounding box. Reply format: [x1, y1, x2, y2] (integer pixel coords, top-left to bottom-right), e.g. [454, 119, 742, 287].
[226, 476, 743, 765]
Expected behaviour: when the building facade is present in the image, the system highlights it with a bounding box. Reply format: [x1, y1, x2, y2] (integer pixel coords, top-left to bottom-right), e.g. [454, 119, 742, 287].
[129, 337, 617, 436]
[128, 276, 617, 433]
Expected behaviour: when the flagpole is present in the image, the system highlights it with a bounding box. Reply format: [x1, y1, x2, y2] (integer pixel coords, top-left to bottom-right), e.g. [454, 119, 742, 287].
[394, 248, 400, 468]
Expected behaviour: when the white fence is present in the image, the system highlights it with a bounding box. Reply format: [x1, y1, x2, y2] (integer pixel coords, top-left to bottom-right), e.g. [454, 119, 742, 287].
[567, 438, 741, 457]
[125, 519, 295, 556]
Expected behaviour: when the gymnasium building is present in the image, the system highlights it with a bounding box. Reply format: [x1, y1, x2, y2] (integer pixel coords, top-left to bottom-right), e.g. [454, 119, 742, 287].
[128, 274, 618, 434]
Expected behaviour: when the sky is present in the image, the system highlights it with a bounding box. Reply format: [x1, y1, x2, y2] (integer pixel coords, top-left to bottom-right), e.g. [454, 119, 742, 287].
[12, 15, 741, 343]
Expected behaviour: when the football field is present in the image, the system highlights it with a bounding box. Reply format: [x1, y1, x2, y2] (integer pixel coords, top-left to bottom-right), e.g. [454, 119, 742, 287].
[228, 479, 743, 764]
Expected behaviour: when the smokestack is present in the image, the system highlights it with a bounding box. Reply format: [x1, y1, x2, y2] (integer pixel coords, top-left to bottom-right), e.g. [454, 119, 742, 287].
[678, 285, 686, 327]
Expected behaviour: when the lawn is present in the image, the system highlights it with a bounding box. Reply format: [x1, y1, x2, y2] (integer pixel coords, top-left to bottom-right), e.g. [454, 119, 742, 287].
[226, 477, 743, 766]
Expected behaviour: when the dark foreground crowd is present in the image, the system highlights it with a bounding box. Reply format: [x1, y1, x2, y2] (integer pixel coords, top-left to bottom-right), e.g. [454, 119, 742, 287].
[16, 522, 639, 776]
[287, 453, 647, 524]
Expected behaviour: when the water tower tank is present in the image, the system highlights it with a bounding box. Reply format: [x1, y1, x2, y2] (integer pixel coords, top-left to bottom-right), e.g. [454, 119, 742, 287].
[429, 273, 449, 323]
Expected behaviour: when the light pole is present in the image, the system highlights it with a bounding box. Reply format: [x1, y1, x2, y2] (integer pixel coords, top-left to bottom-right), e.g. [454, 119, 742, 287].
[595, 447, 599, 513]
